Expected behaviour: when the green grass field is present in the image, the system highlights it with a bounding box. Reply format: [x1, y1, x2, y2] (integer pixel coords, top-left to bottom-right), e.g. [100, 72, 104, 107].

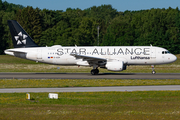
[0, 91, 180, 120]
[0, 79, 180, 88]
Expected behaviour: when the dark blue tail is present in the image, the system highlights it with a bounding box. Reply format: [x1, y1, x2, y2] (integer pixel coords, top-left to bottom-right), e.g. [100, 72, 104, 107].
[7, 20, 39, 48]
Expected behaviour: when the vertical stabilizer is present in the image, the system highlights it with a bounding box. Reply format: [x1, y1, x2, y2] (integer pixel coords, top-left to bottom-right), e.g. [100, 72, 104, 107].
[7, 20, 39, 48]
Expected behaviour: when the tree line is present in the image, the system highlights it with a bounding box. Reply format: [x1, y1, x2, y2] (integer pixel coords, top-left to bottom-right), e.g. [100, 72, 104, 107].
[0, 0, 180, 54]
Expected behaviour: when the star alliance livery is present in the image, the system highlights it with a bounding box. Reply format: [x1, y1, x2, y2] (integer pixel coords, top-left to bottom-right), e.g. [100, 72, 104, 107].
[5, 20, 177, 75]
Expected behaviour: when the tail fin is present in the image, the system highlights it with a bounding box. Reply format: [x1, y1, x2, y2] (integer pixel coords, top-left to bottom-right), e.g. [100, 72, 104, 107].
[7, 20, 39, 48]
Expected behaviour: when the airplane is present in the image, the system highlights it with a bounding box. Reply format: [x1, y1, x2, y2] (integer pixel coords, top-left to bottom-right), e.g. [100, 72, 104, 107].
[4, 20, 177, 75]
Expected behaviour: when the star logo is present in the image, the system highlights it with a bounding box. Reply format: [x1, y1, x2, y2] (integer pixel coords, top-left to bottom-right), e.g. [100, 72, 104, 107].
[14, 32, 28, 45]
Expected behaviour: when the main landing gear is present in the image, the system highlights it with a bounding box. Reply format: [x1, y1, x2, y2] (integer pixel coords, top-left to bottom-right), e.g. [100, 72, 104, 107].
[91, 69, 99, 75]
[91, 65, 99, 75]
[151, 65, 156, 74]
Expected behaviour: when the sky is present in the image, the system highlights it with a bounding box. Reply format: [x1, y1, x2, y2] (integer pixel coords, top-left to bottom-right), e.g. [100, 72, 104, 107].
[2, 0, 180, 12]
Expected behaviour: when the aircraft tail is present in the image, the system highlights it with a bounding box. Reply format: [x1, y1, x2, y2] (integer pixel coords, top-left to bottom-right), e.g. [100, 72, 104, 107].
[7, 20, 39, 48]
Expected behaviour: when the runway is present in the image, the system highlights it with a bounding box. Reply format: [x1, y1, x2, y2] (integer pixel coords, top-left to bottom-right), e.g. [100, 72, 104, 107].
[0, 73, 180, 79]
[0, 85, 180, 93]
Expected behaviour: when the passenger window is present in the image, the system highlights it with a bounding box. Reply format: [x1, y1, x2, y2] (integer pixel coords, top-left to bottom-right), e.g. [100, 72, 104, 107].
[162, 51, 164, 54]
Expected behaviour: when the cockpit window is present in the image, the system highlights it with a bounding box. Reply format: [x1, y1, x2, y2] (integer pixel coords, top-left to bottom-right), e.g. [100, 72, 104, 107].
[162, 51, 170, 54]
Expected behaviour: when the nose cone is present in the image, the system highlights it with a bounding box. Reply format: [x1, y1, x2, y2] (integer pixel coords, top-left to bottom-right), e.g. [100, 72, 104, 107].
[171, 54, 177, 63]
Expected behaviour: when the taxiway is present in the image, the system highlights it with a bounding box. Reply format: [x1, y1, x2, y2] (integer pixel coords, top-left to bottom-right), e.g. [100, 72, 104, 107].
[0, 85, 180, 93]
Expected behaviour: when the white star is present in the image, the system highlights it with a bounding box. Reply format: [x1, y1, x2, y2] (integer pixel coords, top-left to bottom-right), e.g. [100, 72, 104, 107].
[14, 32, 28, 45]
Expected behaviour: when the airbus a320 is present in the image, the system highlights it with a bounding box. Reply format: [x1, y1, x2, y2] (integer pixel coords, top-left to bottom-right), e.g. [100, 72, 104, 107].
[5, 20, 177, 75]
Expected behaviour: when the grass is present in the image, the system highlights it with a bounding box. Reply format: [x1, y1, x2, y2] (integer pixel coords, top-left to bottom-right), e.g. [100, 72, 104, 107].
[0, 79, 180, 88]
[0, 54, 180, 73]
[0, 91, 180, 119]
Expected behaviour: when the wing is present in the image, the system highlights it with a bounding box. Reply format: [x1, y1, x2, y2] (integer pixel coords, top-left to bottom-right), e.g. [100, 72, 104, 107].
[70, 53, 106, 61]
[70, 53, 107, 66]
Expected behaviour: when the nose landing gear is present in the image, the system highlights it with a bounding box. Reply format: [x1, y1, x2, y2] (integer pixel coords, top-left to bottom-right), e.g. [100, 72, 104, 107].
[151, 65, 156, 74]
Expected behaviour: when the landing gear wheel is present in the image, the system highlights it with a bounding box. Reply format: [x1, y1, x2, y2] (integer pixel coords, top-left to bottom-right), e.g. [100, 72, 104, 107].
[91, 69, 99, 75]
[151, 65, 156, 74]
[152, 70, 156, 74]
[91, 69, 95, 75]
[95, 69, 99, 74]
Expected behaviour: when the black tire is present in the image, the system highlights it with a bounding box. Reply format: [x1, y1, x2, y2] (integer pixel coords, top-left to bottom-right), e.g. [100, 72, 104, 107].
[91, 69, 95, 75]
[152, 70, 156, 74]
[91, 69, 99, 75]
[95, 69, 99, 74]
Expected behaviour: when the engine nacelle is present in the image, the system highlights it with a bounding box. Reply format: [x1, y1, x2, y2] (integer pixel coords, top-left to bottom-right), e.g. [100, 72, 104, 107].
[105, 61, 126, 71]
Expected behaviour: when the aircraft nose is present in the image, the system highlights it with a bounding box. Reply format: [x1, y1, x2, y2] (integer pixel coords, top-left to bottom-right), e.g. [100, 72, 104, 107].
[171, 54, 177, 62]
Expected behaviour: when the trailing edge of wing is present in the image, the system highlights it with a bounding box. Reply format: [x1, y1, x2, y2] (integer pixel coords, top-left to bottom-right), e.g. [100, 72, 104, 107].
[70, 53, 107, 61]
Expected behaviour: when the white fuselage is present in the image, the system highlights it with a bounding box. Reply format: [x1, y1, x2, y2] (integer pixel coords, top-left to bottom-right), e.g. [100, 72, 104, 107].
[5, 46, 177, 66]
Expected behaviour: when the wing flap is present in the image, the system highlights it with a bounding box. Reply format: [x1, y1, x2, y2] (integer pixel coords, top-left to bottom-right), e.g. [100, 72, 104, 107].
[70, 53, 107, 62]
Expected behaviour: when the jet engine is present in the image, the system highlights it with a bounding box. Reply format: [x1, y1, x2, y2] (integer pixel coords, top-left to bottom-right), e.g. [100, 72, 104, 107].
[105, 61, 126, 71]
